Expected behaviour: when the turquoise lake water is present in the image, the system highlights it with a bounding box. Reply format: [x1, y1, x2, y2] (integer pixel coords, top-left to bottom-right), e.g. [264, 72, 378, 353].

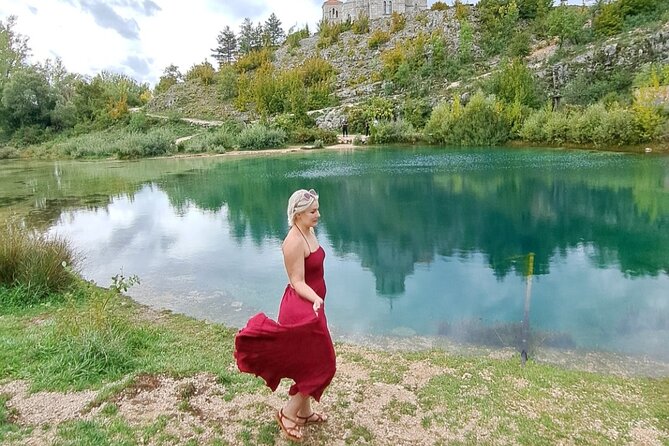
[2, 146, 668, 363]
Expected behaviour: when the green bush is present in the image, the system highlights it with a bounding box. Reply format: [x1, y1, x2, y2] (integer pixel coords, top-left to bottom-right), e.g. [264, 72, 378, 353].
[487, 58, 542, 108]
[235, 48, 274, 73]
[431, 1, 449, 11]
[285, 25, 310, 49]
[127, 112, 150, 132]
[369, 30, 391, 49]
[425, 92, 511, 146]
[0, 221, 77, 305]
[117, 128, 176, 159]
[352, 16, 370, 34]
[181, 129, 235, 153]
[401, 98, 433, 130]
[318, 20, 345, 48]
[390, 12, 406, 33]
[185, 61, 216, 85]
[55, 127, 182, 159]
[519, 106, 551, 142]
[237, 124, 287, 150]
[288, 126, 338, 145]
[520, 104, 643, 147]
[561, 70, 634, 106]
[370, 119, 421, 144]
[217, 65, 239, 100]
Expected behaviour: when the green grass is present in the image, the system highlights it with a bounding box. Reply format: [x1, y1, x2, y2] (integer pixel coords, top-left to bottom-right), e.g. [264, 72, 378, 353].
[0, 277, 666, 444]
[0, 220, 77, 305]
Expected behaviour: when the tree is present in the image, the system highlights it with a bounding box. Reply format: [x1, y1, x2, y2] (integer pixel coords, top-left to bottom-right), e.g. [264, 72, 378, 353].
[546, 4, 587, 47]
[185, 61, 216, 85]
[238, 18, 254, 55]
[0, 16, 30, 86]
[154, 64, 182, 95]
[516, 0, 552, 20]
[252, 22, 265, 51]
[212, 25, 237, 65]
[1, 66, 55, 132]
[488, 58, 541, 108]
[264, 13, 285, 48]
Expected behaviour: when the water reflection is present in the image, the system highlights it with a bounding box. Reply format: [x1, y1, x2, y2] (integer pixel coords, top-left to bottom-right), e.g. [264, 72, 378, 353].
[1, 148, 668, 362]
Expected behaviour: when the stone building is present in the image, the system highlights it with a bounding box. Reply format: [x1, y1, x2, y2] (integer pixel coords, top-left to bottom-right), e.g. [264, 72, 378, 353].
[322, 0, 428, 23]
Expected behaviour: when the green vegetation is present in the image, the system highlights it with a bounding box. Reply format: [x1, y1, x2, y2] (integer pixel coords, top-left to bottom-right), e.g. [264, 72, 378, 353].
[0, 220, 76, 305]
[4, 0, 669, 157]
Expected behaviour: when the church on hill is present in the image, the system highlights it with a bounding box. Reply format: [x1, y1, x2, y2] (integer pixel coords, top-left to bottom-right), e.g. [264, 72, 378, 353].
[322, 0, 428, 23]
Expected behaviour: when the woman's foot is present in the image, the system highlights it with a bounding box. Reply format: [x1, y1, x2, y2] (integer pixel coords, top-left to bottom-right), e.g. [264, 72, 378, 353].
[296, 411, 328, 425]
[276, 409, 303, 442]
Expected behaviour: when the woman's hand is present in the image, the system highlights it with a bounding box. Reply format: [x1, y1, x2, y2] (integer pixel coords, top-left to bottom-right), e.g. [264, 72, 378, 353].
[313, 297, 324, 315]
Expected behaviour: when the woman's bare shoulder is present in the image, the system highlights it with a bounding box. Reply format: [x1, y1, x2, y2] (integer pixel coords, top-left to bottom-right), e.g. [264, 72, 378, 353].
[281, 231, 305, 256]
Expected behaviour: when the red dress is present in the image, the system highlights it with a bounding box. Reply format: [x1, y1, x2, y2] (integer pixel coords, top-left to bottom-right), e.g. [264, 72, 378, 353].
[234, 246, 336, 401]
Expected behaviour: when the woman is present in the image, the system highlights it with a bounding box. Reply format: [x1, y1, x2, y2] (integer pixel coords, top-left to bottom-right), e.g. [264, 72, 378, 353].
[234, 188, 336, 442]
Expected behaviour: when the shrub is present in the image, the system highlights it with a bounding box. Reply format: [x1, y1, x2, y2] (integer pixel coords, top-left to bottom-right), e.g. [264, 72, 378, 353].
[487, 58, 542, 108]
[0, 220, 77, 305]
[390, 12, 406, 33]
[594, 3, 624, 36]
[370, 119, 421, 144]
[425, 92, 511, 146]
[235, 48, 273, 73]
[318, 20, 344, 48]
[217, 65, 238, 100]
[117, 128, 176, 159]
[181, 128, 235, 153]
[431, 1, 449, 11]
[401, 98, 433, 129]
[0, 147, 19, 159]
[285, 25, 310, 49]
[519, 107, 551, 142]
[237, 124, 287, 150]
[352, 16, 370, 34]
[288, 127, 338, 145]
[369, 30, 391, 49]
[185, 61, 216, 85]
[127, 111, 150, 132]
[561, 69, 633, 106]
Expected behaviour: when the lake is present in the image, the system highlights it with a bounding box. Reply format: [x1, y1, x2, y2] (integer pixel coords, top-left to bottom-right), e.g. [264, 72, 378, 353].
[2, 146, 668, 368]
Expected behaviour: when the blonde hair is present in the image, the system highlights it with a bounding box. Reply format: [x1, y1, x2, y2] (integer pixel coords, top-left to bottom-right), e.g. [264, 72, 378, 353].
[287, 189, 318, 226]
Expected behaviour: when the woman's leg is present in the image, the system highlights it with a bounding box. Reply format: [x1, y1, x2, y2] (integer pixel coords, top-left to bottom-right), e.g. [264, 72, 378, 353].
[278, 393, 307, 439]
[297, 397, 328, 423]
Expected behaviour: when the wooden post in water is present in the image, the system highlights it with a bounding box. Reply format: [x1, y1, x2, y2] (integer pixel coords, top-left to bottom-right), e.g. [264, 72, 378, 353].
[521, 252, 535, 366]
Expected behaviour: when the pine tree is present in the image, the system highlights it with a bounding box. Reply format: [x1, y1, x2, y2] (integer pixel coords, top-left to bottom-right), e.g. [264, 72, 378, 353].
[211, 25, 237, 65]
[264, 13, 285, 48]
[238, 18, 254, 55]
[252, 22, 264, 51]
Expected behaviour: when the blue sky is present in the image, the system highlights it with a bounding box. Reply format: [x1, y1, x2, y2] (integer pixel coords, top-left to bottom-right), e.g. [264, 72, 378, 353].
[1, 0, 592, 86]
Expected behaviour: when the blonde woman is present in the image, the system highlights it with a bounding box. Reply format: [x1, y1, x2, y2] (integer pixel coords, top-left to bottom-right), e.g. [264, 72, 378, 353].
[235, 189, 336, 442]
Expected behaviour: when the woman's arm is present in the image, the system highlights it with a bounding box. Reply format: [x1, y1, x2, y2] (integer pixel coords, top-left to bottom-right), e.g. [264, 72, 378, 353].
[283, 236, 324, 313]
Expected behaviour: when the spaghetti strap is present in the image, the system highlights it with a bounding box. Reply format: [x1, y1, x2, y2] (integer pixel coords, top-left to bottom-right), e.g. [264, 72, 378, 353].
[294, 226, 313, 252]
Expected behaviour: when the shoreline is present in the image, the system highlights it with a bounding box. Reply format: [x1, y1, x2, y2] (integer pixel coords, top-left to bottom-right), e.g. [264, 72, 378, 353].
[1, 294, 667, 445]
[4, 138, 668, 164]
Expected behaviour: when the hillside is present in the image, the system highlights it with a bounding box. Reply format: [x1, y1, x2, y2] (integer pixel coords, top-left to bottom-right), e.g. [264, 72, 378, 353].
[147, 7, 669, 133]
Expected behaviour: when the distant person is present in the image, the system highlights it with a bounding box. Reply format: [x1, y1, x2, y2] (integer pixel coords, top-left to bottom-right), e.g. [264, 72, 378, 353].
[342, 117, 348, 138]
[234, 189, 336, 442]
[365, 121, 370, 137]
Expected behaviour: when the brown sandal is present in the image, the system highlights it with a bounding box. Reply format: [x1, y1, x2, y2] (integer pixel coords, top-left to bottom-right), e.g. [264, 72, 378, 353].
[276, 409, 303, 442]
[296, 411, 328, 425]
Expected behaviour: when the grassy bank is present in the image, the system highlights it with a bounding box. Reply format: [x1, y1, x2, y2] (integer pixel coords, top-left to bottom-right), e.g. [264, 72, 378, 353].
[0, 224, 667, 445]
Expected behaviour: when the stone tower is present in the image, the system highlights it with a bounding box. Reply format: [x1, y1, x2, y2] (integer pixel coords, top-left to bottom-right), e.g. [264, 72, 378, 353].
[323, 0, 428, 23]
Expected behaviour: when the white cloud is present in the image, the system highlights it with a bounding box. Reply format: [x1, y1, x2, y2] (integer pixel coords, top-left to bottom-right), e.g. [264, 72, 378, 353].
[1, 0, 323, 86]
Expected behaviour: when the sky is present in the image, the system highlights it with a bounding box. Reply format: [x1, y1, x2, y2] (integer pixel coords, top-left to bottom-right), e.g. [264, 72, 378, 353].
[1, 0, 589, 87]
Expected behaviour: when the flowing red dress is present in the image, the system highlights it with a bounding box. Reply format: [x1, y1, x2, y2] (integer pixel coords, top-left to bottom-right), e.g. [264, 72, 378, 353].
[234, 246, 336, 402]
